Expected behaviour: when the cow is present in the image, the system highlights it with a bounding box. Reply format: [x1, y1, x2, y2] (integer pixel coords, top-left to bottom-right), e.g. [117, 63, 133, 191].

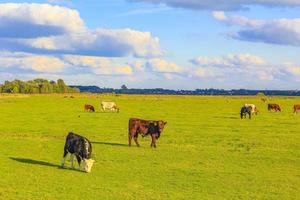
[261, 97, 267, 103]
[293, 104, 300, 113]
[101, 101, 119, 112]
[61, 132, 95, 173]
[268, 103, 281, 112]
[240, 106, 251, 119]
[244, 104, 258, 115]
[84, 104, 95, 112]
[128, 118, 167, 148]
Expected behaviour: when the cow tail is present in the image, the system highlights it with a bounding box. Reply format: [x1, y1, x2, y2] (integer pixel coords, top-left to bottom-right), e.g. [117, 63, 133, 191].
[128, 120, 130, 136]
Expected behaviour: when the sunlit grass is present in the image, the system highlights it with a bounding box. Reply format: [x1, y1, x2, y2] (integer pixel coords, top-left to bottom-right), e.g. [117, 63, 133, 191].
[0, 94, 299, 199]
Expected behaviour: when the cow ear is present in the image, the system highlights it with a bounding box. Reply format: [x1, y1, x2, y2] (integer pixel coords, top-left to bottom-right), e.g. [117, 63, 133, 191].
[164, 121, 167, 125]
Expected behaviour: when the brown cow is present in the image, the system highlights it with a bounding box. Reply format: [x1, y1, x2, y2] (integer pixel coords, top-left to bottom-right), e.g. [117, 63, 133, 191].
[293, 104, 300, 113]
[268, 103, 281, 112]
[128, 118, 167, 148]
[84, 104, 95, 112]
[261, 97, 267, 103]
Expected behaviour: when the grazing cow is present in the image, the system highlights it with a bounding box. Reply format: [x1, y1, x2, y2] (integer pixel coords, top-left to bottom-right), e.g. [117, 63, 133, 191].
[101, 101, 119, 112]
[128, 118, 167, 148]
[244, 104, 258, 115]
[261, 97, 267, 103]
[240, 106, 251, 119]
[84, 104, 95, 112]
[293, 104, 300, 113]
[268, 103, 281, 112]
[61, 132, 95, 173]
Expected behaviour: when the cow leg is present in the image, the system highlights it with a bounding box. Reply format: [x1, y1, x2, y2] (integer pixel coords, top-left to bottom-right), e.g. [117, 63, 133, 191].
[134, 135, 140, 147]
[61, 150, 68, 167]
[128, 134, 133, 147]
[151, 135, 157, 148]
[70, 154, 75, 169]
[76, 155, 82, 170]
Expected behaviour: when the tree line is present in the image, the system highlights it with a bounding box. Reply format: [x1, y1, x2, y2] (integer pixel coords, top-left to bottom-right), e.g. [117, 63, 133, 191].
[0, 79, 80, 94]
[72, 85, 300, 96]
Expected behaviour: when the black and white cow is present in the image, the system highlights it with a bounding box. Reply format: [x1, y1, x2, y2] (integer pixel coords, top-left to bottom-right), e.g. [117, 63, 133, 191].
[61, 132, 95, 172]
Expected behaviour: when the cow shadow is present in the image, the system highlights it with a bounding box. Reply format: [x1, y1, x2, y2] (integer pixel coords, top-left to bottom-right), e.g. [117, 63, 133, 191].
[91, 141, 128, 147]
[10, 157, 85, 172]
[213, 116, 238, 119]
[10, 157, 60, 168]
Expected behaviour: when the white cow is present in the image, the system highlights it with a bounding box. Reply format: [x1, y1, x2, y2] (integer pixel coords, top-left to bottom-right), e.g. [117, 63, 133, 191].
[244, 104, 258, 115]
[101, 101, 119, 112]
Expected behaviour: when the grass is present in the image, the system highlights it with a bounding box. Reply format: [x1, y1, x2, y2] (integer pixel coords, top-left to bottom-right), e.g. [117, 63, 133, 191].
[0, 94, 299, 200]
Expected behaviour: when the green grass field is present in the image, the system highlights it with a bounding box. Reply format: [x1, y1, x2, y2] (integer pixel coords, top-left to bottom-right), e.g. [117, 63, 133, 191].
[0, 94, 299, 200]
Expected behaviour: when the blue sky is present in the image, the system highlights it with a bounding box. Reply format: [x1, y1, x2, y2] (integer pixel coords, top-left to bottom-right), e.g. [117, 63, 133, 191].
[0, 0, 300, 89]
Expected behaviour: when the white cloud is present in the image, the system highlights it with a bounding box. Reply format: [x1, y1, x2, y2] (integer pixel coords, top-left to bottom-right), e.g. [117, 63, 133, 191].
[282, 63, 300, 76]
[0, 51, 67, 73]
[128, 60, 145, 71]
[191, 53, 266, 68]
[190, 53, 278, 82]
[146, 58, 183, 73]
[0, 3, 163, 58]
[212, 11, 227, 21]
[194, 67, 218, 78]
[0, 3, 85, 37]
[0, 51, 134, 76]
[64, 55, 133, 75]
[213, 12, 300, 46]
[190, 53, 300, 85]
[128, 0, 300, 11]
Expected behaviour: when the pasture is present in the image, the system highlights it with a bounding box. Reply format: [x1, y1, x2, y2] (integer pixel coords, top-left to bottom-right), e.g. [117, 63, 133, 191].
[0, 94, 299, 200]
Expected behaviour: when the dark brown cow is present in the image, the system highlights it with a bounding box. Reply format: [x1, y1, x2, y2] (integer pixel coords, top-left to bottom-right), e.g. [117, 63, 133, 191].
[84, 104, 95, 112]
[128, 118, 167, 148]
[268, 103, 281, 112]
[293, 104, 300, 113]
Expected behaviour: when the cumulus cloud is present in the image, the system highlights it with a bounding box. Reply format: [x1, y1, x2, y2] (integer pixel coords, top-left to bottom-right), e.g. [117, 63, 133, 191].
[213, 11, 300, 46]
[64, 55, 133, 75]
[145, 58, 183, 73]
[190, 53, 300, 83]
[0, 3, 84, 38]
[0, 51, 67, 73]
[0, 51, 134, 76]
[128, 0, 300, 11]
[127, 58, 183, 73]
[19, 28, 162, 57]
[190, 54, 300, 89]
[190, 53, 266, 68]
[0, 3, 163, 58]
[281, 63, 300, 76]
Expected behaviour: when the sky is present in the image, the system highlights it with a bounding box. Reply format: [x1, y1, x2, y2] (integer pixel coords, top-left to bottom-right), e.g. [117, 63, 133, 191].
[0, 0, 300, 89]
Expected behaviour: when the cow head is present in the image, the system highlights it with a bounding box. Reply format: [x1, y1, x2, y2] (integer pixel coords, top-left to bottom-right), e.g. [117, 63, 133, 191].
[82, 159, 95, 173]
[157, 121, 167, 133]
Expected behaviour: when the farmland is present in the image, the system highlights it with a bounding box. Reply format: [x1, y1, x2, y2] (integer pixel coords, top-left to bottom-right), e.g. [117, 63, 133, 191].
[0, 94, 299, 200]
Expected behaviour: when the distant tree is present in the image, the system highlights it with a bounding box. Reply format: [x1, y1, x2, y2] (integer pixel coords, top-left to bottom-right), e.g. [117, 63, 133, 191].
[121, 84, 128, 90]
[0, 79, 79, 94]
[256, 92, 265, 96]
[57, 79, 68, 93]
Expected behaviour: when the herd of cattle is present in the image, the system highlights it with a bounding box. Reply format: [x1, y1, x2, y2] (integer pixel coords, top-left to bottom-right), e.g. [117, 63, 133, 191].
[84, 101, 120, 113]
[61, 101, 167, 173]
[240, 102, 300, 119]
[62, 99, 300, 173]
